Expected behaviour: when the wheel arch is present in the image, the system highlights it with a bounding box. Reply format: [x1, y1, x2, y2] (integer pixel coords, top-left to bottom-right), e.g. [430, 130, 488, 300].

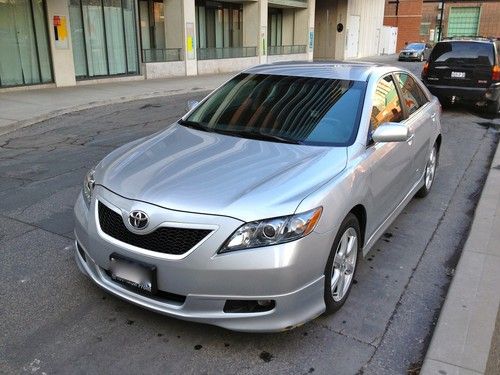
[349, 204, 367, 248]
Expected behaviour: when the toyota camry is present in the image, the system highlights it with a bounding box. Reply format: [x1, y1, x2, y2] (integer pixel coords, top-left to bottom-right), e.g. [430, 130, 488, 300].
[74, 62, 442, 332]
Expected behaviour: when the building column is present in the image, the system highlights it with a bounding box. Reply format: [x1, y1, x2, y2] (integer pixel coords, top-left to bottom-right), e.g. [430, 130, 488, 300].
[165, 0, 197, 76]
[45, 0, 76, 87]
[243, 0, 267, 64]
[307, 0, 316, 61]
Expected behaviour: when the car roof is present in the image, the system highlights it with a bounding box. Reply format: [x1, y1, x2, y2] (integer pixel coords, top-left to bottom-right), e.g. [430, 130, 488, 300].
[438, 39, 495, 44]
[243, 61, 392, 82]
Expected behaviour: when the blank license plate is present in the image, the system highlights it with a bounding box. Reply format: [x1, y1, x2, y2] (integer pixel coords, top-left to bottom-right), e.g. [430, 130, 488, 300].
[451, 71, 466, 78]
[109, 254, 157, 294]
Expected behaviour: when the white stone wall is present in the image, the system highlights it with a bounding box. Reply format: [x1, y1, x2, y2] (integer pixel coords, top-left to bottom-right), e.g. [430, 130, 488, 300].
[143, 62, 186, 79]
[197, 57, 260, 75]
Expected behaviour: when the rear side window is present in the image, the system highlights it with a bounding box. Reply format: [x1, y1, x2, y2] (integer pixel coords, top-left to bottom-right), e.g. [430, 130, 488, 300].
[429, 42, 494, 66]
[395, 73, 429, 116]
[370, 75, 404, 131]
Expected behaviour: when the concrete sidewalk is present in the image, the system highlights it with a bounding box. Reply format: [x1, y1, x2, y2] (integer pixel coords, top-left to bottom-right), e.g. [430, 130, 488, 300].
[422, 142, 500, 375]
[0, 74, 232, 136]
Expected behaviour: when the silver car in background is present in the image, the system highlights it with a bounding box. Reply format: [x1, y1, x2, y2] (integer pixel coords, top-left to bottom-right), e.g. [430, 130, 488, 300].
[74, 62, 442, 332]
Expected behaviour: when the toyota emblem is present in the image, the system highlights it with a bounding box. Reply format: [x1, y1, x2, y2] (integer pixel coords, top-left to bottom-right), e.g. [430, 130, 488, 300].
[128, 210, 149, 230]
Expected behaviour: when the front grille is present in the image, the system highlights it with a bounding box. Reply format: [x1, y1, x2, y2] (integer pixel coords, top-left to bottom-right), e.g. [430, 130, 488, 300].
[98, 201, 211, 255]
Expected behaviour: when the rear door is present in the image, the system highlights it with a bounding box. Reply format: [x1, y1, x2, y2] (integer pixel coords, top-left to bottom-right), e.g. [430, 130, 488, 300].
[427, 41, 495, 88]
[395, 72, 434, 186]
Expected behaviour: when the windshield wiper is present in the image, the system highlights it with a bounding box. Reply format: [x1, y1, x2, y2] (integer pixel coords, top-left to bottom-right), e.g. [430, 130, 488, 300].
[216, 129, 301, 144]
[179, 120, 300, 144]
[178, 119, 211, 132]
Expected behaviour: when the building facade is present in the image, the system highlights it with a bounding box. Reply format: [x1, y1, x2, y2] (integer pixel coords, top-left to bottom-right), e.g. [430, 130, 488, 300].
[384, 0, 500, 52]
[0, 0, 386, 90]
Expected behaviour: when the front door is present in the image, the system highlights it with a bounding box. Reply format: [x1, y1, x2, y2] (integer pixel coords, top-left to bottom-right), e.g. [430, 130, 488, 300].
[365, 75, 413, 231]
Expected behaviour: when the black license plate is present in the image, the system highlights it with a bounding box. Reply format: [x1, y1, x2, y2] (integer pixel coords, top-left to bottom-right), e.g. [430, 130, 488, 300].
[109, 253, 157, 294]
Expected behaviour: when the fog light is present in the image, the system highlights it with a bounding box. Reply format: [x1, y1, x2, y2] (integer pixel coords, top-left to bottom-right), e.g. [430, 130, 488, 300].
[223, 299, 276, 313]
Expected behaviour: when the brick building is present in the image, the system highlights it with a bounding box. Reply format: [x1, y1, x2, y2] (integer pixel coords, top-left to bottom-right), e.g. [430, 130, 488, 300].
[384, 0, 500, 52]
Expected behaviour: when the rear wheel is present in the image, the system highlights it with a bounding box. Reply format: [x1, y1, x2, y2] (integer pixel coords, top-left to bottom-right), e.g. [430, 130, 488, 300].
[416, 144, 438, 198]
[486, 99, 500, 115]
[324, 214, 360, 313]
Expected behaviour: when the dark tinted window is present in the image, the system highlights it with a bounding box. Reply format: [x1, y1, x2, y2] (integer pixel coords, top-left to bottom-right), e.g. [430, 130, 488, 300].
[395, 73, 428, 116]
[184, 73, 366, 146]
[370, 75, 403, 131]
[429, 42, 494, 66]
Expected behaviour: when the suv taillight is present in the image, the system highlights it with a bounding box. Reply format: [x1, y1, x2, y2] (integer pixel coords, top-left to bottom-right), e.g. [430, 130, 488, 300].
[422, 62, 429, 79]
[493, 65, 500, 81]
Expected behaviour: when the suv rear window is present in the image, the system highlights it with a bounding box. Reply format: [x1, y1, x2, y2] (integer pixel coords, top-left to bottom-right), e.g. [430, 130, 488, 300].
[429, 42, 494, 66]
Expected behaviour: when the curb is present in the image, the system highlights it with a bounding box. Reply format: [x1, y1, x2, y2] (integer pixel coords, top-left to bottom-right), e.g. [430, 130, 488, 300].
[421, 141, 500, 374]
[0, 87, 211, 138]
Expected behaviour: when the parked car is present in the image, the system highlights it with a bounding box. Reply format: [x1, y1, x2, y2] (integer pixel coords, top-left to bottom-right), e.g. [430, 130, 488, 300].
[421, 38, 500, 114]
[74, 62, 442, 332]
[398, 42, 432, 62]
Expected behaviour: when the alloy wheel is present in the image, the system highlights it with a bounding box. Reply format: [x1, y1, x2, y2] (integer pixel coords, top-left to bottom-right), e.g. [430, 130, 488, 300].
[425, 147, 437, 190]
[331, 227, 358, 302]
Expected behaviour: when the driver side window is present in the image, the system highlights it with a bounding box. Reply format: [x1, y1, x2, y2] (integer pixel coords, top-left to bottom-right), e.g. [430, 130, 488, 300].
[370, 75, 404, 134]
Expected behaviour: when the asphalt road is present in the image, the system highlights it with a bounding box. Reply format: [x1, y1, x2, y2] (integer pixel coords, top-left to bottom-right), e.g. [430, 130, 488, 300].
[0, 57, 499, 375]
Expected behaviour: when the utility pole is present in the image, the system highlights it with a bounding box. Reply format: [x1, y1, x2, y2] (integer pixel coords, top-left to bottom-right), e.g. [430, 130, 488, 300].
[437, 0, 445, 41]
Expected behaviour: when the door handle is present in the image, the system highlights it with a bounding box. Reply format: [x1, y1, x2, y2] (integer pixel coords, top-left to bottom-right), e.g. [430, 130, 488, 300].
[431, 113, 436, 121]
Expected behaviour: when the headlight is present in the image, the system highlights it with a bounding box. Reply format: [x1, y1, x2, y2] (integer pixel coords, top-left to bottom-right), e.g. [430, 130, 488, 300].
[218, 207, 322, 253]
[82, 168, 95, 207]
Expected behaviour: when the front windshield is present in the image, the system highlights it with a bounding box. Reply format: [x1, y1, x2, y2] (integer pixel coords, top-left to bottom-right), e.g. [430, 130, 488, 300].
[406, 43, 424, 50]
[182, 73, 366, 146]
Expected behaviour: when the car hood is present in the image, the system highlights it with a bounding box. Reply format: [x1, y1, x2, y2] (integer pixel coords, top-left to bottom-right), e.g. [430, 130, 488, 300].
[96, 123, 347, 222]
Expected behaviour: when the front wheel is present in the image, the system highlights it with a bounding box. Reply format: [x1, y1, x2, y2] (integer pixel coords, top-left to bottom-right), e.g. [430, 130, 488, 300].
[420, 54, 424, 62]
[324, 213, 360, 313]
[416, 144, 438, 198]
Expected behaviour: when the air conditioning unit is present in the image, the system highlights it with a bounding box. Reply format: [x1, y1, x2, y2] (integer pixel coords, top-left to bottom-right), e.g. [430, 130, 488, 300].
[437, 13, 442, 21]
[438, 2, 443, 10]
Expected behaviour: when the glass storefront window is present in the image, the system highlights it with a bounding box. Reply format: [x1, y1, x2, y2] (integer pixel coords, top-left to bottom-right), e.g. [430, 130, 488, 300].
[196, 1, 243, 49]
[268, 8, 283, 47]
[0, 0, 53, 87]
[138, 0, 166, 62]
[69, 0, 138, 79]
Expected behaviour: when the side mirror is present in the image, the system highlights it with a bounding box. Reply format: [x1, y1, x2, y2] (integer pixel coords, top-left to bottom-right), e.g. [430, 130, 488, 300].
[186, 100, 199, 112]
[372, 122, 409, 143]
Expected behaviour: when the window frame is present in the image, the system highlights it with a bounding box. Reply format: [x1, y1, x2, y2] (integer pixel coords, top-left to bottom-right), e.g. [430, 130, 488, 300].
[393, 71, 430, 119]
[367, 73, 406, 146]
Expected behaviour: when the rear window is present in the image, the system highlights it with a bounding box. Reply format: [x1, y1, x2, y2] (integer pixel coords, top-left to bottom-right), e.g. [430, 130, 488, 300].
[429, 42, 494, 66]
[184, 73, 367, 147]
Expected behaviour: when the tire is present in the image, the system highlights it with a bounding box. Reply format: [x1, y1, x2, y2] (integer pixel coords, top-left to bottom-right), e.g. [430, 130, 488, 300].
[486, 99, 500, 115]
[420, 54, 424, 62]
[436, 96, 451, 108]
[324, 213, 361, 313]
[416, 144, 438, 198]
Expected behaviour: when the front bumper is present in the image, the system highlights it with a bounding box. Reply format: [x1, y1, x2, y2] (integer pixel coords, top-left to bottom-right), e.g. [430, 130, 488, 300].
[74, 186, 331, 332]
[398, 54, 420, 61]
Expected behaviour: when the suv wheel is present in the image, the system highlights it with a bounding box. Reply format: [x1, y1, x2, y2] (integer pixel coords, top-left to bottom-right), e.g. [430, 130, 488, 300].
[486, 99, 500, 115]
[324, 213, 360, 313]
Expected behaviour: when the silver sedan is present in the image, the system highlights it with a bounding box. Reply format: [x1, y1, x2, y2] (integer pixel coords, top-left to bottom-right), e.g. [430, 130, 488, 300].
[74, 62, 442, 332]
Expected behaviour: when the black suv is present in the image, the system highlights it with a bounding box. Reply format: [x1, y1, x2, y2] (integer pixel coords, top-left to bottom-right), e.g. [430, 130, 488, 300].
[421, 38, 500, 114]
